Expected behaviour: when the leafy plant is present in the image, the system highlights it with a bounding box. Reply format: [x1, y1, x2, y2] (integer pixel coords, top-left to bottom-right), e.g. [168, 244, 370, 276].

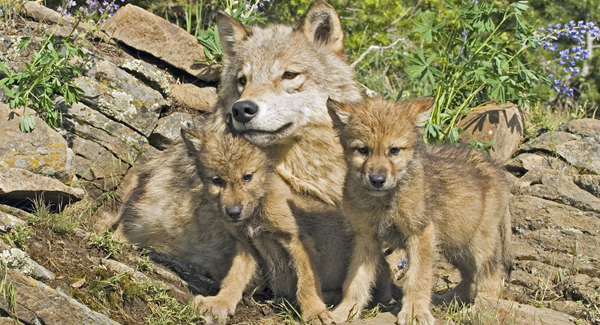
[403, 1, 548, 143]
[90, 231, 118, 259]
[0, 27, 84, 132]
[196, 0, 268, 63]
[1, 224, 31, 250]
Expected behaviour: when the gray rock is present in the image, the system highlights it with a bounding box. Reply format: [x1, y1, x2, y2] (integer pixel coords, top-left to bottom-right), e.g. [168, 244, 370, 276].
[0, 243, 56, 281]
[119, 59, 171, 97]
[457, 102, 525, 163]
[67, 135, 129, 192]
[0, 167, 84, 208]
[57, 99, 146, 163]
[505, 153, 577, 176]
[0, 209, 27, 232]
[519, 131, 600, 174]
[148, 112, 200, 149]
[171, 84, 217, 112]
[558, 118, 600, 142]
[520, 169, 600, 215]
[574, 174, 600, 198]
[74, 53, 168, 137]
[1, 269, 121, 325]
[0, 103, 70, 180]
[102, 4, 220, 82]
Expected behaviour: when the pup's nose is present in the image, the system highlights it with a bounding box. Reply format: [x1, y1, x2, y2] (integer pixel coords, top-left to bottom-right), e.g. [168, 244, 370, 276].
[369, 174, 386, 188]
[226, 205, 243, 220]
[232, 101, 258, 123]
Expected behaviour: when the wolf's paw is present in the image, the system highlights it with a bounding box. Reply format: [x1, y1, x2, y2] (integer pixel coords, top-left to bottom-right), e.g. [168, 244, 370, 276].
[396, 307, 435, 325]
[194, 295, 236, 322]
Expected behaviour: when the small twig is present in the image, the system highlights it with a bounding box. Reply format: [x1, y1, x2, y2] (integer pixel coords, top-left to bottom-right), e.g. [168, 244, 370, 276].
[350, 38, 405, 68]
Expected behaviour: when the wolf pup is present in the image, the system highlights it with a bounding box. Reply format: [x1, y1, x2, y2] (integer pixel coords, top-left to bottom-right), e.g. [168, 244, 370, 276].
[328, 98, 512, 324]
[181, 129, 354, 324]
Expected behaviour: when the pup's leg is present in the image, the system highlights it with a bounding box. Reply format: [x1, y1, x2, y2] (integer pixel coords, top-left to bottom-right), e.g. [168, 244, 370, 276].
[194, 240, 257, 323]
[331, 213, 381, 323]
[284, 235, 333, 325]
[436, 248, 475, 305]
[397, 223, 435, 325]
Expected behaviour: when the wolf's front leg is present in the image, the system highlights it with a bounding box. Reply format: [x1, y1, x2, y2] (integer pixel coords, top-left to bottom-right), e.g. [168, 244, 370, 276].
[194, 240, 257, 323]
[330, 214, 381, 323]
[396, 223, 435, 325]
[284, 236, 333, 325]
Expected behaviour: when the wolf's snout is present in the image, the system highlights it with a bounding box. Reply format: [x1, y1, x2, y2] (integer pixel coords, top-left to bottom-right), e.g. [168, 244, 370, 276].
[225, 205, 243, 220]
[232, 101, 258, 123]
[369, 174, 386, 188]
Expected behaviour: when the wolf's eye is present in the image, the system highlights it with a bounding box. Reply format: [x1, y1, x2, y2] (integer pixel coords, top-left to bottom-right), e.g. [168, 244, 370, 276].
[238, 76, 247, 86]
[389, 147, 400, 156]
[357, 146, 369, 155]
[282, 71, 299, 80]
[242, 173, 253, 182]
[212, 176, 224, 186]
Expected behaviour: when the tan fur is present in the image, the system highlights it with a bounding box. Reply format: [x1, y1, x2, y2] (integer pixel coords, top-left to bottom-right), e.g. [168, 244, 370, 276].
[328, 98, 512, 324]
[182, 130, 354, 324]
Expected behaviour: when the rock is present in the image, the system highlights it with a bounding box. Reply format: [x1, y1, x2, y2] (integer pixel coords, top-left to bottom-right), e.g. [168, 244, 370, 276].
[457, 102, 525, 163]
[0, 167, 83, 208]
[558, 118, 600, 142]
[519, 130, 600, 175]
[573, 174, 600, 198]
[0, 243, 56, 281]
[0, 269, 121, 325]
[171, 84, 217, 112]
[102, 4, 220, 81]
[119, 59, 171, 97]
[74, 53, 168, 137]
[148, 112, 200, 150]
[56, 99, 146, 162]
[477, 297, 577, 325]
[0, 103, 69, 180]
[66, 135, 129, 193]
[0, 209, 27, 232]
[505, 153, 578, 176]
[519, 169, 600, 215]
[345, 311, 398, 324]
[21, 1, 62, 25]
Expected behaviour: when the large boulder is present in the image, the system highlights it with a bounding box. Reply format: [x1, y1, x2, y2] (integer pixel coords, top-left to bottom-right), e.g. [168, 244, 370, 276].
[457, 102, 525, 163]
[0, 103, 70, 180]
[102, 4, 220, 82]
[148, 112, 200, 150]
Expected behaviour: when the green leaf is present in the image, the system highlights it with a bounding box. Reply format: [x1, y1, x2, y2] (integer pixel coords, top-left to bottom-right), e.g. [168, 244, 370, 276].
[19, 114, 36, 133]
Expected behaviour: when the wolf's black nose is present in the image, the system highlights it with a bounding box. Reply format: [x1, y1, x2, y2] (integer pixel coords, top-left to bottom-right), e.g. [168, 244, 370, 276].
[369, 174, 386, 188]
[226, 205, 243, 220]
[232, 101, 258, 123]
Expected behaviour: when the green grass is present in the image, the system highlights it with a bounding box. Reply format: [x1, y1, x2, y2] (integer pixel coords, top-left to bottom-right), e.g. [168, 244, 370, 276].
[29, 199, 79, 234]
[90, 230, 118, 260]
[1, 224, 31, 249]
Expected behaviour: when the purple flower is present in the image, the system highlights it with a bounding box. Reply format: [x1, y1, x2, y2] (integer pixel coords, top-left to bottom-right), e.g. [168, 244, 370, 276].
[397, 258, 408, 270]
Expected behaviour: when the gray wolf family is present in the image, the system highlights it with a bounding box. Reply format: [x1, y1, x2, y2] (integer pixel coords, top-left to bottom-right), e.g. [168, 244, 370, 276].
[116, 0, 512, 324]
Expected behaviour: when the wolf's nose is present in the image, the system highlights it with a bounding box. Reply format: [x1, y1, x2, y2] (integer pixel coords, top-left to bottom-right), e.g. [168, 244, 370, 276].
[226, 205, 243, 220]
[369, 174, 386, 188]
[232, 101, 258, 123]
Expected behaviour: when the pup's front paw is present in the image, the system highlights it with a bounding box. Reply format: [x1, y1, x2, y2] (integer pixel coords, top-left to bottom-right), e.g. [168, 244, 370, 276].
[194, 295, 237, 323]
[396, 306, 434, 325]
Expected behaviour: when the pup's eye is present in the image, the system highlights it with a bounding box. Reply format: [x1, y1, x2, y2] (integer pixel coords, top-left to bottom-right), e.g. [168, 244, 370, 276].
[238, 76, 247, 86]
[212, 176, 224, 186]
[242, 173, 253, 182]
[357, 146, 369, 155]
[389, 147, 400, 155]
[282, 71, 298, 80]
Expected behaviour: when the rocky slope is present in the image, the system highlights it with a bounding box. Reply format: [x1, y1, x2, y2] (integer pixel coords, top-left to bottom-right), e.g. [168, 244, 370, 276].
[0, 3, 598, 325]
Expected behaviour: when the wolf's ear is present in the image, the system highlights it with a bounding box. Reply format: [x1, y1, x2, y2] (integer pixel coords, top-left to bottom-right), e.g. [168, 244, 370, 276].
[298, 0, 344, 56]
[181, 128, 206, 156]
[327, 98, 352, 130]
[216, 10, 251, 60]
[411, 97, 435, 128]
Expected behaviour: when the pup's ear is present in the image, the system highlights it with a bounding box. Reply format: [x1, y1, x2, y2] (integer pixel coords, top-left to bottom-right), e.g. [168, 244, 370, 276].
[327, 98, 352, 130]
[181, 128, 206, 156]
[298, 0, 344, 56]
[411, 97, 435, 128]
[216, 10, 251, 60]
